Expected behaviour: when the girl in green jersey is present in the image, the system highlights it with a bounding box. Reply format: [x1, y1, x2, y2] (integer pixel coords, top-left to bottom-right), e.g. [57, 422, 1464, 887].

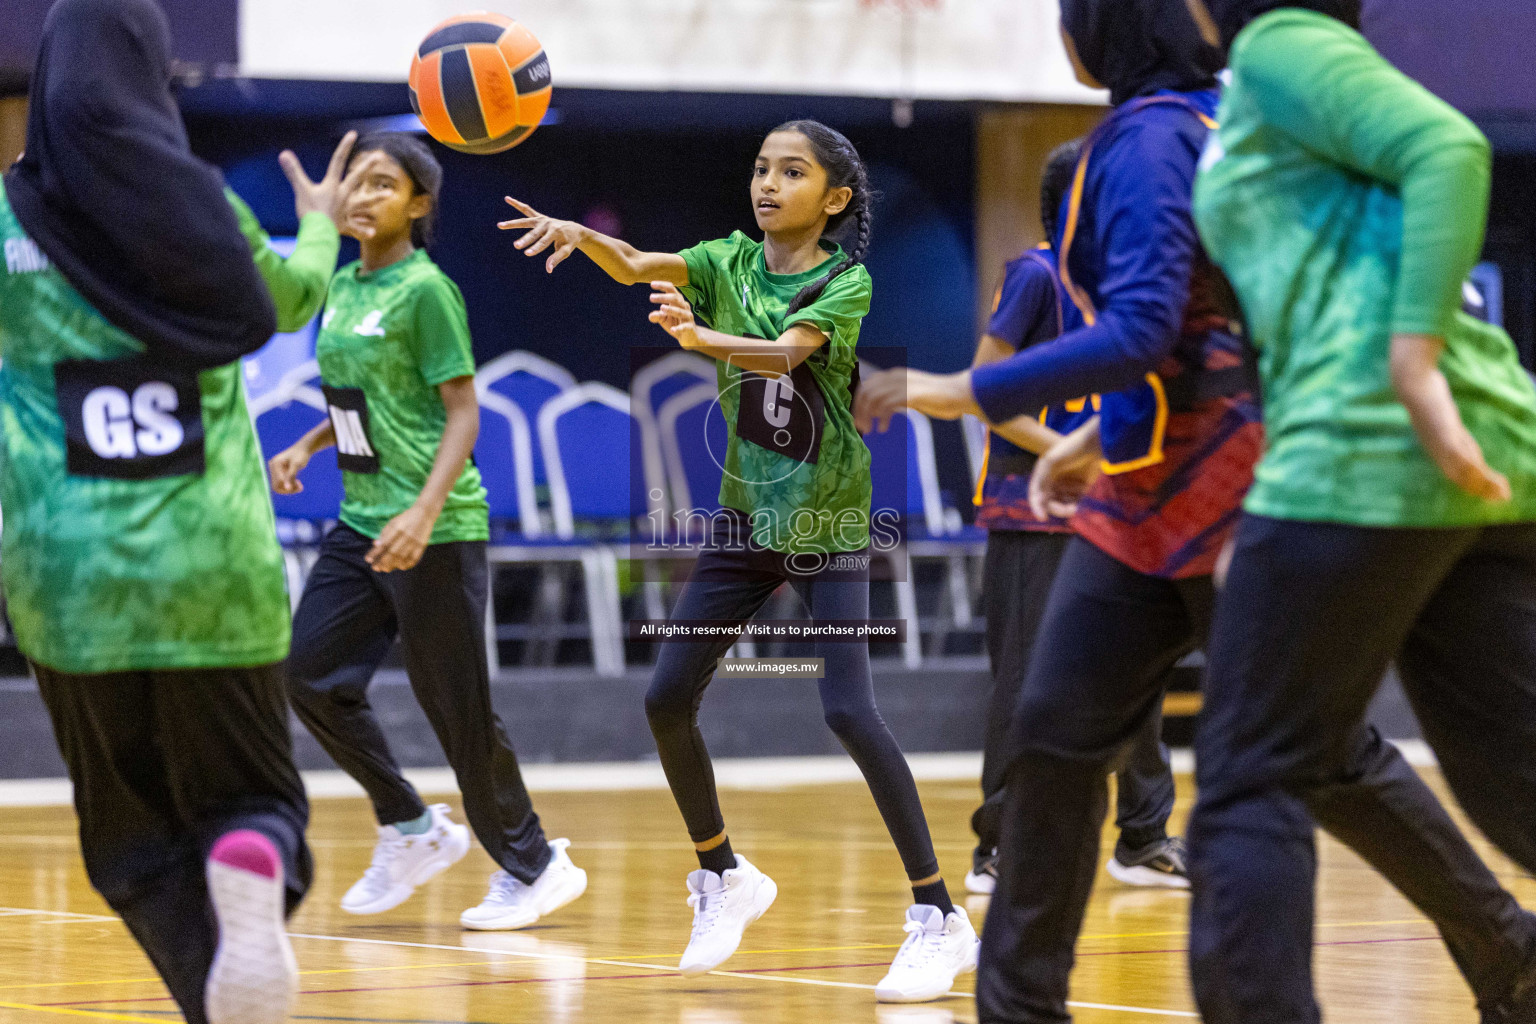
[270, 133, 587, 932]
[501, 121, 978, 1002]
[1186, 3, 1536, 1021]
[0, 2, 363, 1021]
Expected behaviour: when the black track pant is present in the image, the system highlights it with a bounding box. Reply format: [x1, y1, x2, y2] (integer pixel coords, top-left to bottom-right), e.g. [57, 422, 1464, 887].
[974, 529, 1175, 855]
[287, 523, 550, 883]
[35, 662, 311, 1024]
[646, 526, 942, 882]
[1190, 515, 1536, 1024]
[977, 536, 1535, 1023]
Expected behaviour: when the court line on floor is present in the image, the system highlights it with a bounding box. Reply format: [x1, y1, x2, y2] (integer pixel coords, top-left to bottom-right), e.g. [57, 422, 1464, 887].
[0, 740, 1445, 809]
[0, 1001, 176, 1023]
[284, 931, 1193, 1018]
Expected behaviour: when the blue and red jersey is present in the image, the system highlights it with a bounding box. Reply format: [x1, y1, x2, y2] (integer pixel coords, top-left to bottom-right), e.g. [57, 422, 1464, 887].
[970, 89, 1263, 579]
[973, 246, 1094, 533]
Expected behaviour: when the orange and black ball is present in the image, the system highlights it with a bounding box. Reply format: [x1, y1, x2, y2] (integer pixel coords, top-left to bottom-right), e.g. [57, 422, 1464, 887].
[409, 13, 551, 155]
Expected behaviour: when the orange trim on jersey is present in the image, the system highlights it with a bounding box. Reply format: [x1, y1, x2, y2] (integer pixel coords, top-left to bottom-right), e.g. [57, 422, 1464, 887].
[1100, 372, 1170, 475]
[1055, 95, 1219, 478]
[973, 435, 990, 506]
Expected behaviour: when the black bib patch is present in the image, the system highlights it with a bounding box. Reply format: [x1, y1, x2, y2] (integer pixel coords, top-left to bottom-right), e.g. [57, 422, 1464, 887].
[322, 385, 380, 474]
[735, 360, 825, 465]
[55, 358, 205, 480]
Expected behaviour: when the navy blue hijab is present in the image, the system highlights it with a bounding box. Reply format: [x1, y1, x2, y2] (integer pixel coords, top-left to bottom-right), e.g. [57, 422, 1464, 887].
[1059, 0, 1223, 106]
[4, 0, 275, 367]
[1204, 1, 1362, 50]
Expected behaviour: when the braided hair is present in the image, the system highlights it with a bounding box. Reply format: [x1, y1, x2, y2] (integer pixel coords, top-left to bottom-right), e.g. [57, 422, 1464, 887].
[770, 120, 875, 316]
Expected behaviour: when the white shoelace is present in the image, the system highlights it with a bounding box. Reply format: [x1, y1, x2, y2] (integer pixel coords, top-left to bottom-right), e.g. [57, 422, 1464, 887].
[892, 919, 944, 971]
[483, 871, 524, 907]
[359, 832, 412, 889]
[687, 886, 728, 935]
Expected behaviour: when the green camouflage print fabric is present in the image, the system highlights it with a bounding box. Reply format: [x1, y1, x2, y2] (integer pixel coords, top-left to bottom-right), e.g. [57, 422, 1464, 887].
[1195, 9, 1536, 527]
[0, 184, 337, 672]
[316, 249, 488, 544]
[679, 231, 873, 554]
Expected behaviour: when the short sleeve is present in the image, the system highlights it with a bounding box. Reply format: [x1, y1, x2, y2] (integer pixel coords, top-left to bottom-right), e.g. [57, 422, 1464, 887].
[986, 255, 1058, 351]
[678, 234, 741, 327]
[411, 273, 476, 386]
[783, 264, 872, 347]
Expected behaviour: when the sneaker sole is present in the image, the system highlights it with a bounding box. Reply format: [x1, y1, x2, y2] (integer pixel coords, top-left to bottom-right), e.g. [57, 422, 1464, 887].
[342, 825, 473, 916]
[678, 873, 778, 977]
[205, 831, 297, 1024]
[962, 870, 996, 896]
[1105, 857, 1190, 889]
[459, 864, 589, 932]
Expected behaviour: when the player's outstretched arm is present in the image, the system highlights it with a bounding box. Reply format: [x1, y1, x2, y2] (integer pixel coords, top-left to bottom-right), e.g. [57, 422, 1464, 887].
[854, 367, 981, 435]
[499, 197, 688, 285]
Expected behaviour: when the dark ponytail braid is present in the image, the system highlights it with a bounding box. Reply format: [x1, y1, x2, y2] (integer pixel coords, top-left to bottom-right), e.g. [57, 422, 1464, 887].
[771, 120, 875, 316]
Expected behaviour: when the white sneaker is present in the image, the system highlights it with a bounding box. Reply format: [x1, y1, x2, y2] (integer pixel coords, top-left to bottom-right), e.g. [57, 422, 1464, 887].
[204, 830, 297, 1024]
[875, 904, 980, 1003]
[1105, 836, 1191, 890]
[460, 838, 588, 930]
[677, 855, 778, 977]
[340, 804, 471, 915]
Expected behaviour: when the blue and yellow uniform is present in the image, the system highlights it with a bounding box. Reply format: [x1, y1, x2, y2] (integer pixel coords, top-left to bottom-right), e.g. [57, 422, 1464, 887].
[971, 245, 1094, 534]
[971, 89, 1263, 579]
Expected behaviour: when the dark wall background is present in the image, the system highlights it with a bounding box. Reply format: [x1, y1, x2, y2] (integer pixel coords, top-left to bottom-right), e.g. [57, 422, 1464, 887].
[0, 0, 236, 92]
[182, 83, 982, 508]
[186, 86, 977, 379]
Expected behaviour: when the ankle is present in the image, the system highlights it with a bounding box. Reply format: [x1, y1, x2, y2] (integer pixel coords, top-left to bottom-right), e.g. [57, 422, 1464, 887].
[911, 878, 954, 917]
[695, 833, 736, 876]
[393, 809, 433, 836]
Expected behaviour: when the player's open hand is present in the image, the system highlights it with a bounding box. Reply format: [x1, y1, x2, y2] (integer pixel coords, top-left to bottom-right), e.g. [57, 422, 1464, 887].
[854, 367, 908, 435]
[279, 131, 376, 237]
[499, 197, 585, 273]
[648, 281, 701, 349]
[367, 504, 436, 573]
[268, 445, 311, 495]
[1029, 417, 1102, 520]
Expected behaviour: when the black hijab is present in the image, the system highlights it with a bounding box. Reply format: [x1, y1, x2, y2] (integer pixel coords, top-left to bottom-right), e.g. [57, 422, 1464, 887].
[1059, 0, 1224, 106]
[4, 0, 275, 368]
[1204, 1, 1362, 50]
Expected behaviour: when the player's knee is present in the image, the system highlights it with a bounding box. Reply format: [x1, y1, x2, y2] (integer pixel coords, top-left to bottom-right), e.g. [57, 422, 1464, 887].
[644, 681, 693, 733]
[822, 704, 874, 740]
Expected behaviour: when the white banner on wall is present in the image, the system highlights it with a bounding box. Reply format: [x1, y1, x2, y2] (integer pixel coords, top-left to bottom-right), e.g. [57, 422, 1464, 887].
[239, 0, 1101, 104]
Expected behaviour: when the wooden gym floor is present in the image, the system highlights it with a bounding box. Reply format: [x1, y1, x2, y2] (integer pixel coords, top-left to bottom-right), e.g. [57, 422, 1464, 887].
[0, 768, 1526, 1023]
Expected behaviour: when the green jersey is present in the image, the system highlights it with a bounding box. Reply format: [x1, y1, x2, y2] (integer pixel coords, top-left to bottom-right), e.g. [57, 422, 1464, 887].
[1194, 9, 1536, 527]
[679, 232, 873, 554]
[0, 185, 338, 673]
[316, 249, 488, 544]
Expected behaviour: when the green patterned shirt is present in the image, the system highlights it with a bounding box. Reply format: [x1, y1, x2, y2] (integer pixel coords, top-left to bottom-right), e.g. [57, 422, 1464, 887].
[316, 250, 488, 544]
[680, 232, 873, 554]
[0, 185, 337, 673]
[1195, 9, 1536, 527]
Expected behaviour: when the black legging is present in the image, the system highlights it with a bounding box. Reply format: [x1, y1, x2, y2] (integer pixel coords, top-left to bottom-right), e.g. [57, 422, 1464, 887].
[978, 535, 1535, 1024]
[646, 517, 940, 882]
[287, 523, 551, 884]
[1191, 515, 1536, 1024]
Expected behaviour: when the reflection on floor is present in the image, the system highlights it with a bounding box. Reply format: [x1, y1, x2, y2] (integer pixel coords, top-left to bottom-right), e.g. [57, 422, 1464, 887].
[0, 771, 1521, 1023]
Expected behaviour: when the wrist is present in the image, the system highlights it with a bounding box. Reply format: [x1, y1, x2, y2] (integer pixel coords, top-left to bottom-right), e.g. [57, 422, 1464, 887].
[412, 496, 446, 519]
